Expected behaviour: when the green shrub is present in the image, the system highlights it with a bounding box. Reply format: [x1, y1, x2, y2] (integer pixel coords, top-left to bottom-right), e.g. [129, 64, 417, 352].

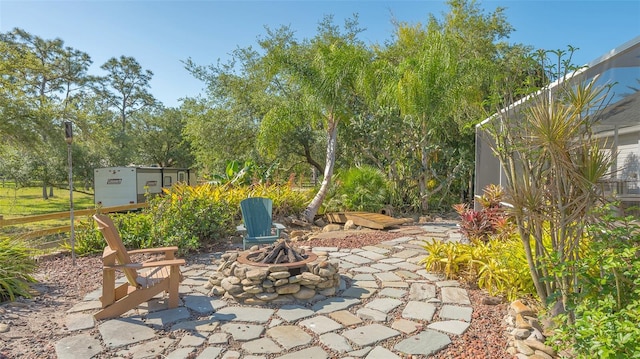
[324, 165, 389, 213]
[148, 183, 311, 254]
[114, 212, 154, 249]
[148, 183, 234, 253]
[0, 237, 37, 302]
[64, 215, 104, 256]
[65, 212, 154, 256]
[550, 211, 640, 358]
[239, 183, 311, 218]
[69, 183, 312, 256]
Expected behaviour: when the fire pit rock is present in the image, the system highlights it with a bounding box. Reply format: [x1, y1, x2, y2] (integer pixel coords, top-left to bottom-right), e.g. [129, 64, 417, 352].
[207, 241, 340, 304]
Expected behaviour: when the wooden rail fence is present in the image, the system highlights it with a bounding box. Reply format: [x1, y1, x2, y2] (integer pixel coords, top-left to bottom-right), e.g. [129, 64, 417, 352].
[0, 203, 148, 248]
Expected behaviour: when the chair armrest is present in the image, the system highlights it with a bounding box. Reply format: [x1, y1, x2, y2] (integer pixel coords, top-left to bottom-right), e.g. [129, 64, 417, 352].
[104, 259, 185, 270]
[140, 259, 185, 268]
[127, 247, 179, 256]
[273, 223, 285, 230]
[236, 225, 247, 233]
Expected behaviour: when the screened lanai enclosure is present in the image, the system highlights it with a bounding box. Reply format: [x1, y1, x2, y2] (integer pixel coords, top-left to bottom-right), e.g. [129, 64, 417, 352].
[475, 36, 640, 212]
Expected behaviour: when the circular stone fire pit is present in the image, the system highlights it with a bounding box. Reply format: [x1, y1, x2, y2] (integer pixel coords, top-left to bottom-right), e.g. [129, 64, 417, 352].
[207, 241, 340, 304]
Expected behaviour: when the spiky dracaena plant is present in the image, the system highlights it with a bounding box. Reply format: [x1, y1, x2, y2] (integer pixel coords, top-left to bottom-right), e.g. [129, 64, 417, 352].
[0, 237, 37, 302]
[482, 48, 613, 323]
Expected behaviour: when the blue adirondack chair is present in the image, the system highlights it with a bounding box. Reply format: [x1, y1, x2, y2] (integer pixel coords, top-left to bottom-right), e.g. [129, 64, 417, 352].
[236, 197, 285, 250]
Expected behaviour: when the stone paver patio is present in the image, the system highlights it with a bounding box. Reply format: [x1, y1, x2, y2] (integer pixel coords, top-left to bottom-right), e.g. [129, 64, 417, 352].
[58, 223, 469, 358]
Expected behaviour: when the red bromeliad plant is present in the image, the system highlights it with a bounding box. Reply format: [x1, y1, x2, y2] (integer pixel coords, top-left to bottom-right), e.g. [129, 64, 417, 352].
[454, 184, 509, 243]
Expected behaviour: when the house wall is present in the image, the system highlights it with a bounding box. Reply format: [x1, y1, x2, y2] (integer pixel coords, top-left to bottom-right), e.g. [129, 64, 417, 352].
[474, 36, 640, 208]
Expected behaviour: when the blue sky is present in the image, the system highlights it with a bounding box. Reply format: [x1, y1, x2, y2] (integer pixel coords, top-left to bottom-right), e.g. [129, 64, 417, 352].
[1, 1, 639, 107]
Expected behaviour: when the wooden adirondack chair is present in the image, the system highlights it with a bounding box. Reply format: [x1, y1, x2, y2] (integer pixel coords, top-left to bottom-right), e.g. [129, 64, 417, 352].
[236, 197, 285, 250]
[92, 214, 185, 320]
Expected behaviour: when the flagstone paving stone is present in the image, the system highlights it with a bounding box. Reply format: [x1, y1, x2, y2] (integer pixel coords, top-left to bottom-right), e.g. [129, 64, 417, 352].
[391, 249, 421, 258]
[312, 297, 360, 314]
[166, 347, 197, 359]
[394, 269, 421, 279]
[349, 266, 380, 273]
[427, 320, 471, 335]
[416, 269, 444, 281]
[55, 334, 102, 359]
[378, 257, 405, 264]
[402, 301, 437, 321]
[408, 282, 436, 300]
[356, 307, 389, 322]
[354, 280, 380, 289]
[348, 346, 373, 357]
[196, 347, 224, 358]
[274, 346, 328, 359]
[98, 318, 156, 349]
[275, 304, 315, 322]
[340, 286, 376, 299]
[342, 324, 400, 346]
[241, 337, 283, 354]
[208, 332, 229, 344]
[365, 298, 403, 313]
[212, 306, 274, 323]
[267, 325, 312, 349]
[394, 261, 423, 271]
[65, 313, 95, 332]
[352, 273, 376, 281]
[391, 318, 422, 334]
[440, 305, 473, 321]
[361, 245, 390, 254]
[378, 288, 407, 298]
[365, 346, 402, 359]
[370, 262, 398, 271]
[177, 333, 205, 347]
[341, 254, 373, 264]
[329, 310, 364, 326]
[172, 319, 219, 332]
[221, 323, 265, 341]
[356, 250, 387, 260]
[380, 281, 409, 288]
[319, 332, 354, 353]
[441, 286, 472, 305]
[394, 329, 452, 356]
[299, 315, 343, 334]
[374, 271, 403, 282]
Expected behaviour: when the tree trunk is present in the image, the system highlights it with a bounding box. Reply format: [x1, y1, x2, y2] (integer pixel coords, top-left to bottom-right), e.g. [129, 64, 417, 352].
[41, 184, 48, 200]
[49, 185, 54, 198]
[419, 145, 429, 212]
[302, 118, 338, 223]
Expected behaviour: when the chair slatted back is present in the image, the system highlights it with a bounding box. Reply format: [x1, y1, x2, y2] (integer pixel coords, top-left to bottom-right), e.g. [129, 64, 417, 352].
[240, 197, 274, 237]
[93, 214, 139, 287]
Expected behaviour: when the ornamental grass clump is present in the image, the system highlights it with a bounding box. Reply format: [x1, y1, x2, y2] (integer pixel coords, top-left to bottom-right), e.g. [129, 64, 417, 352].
[0, 237, 37, 302]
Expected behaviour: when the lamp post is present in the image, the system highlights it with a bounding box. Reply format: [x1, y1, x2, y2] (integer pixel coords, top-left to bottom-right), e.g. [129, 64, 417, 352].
[64, 121, 75, 266]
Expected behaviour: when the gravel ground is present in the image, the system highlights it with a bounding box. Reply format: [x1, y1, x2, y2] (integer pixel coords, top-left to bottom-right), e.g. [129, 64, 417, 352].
[0, 228, 510, 359]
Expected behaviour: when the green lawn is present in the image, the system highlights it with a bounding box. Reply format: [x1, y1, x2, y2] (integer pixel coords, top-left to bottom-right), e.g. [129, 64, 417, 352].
[0, 185, 94, 217]
[0, 185, 95, 238]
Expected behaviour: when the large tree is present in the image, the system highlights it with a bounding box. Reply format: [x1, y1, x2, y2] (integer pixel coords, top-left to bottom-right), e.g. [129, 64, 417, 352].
[0, 28, 92, 198]
[261, 15, 371, 222]
[182, 45, 273, 176]
[370, 0, 514, 211]
[134, 107, 194, 168]
[93, 55, 156, 164]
